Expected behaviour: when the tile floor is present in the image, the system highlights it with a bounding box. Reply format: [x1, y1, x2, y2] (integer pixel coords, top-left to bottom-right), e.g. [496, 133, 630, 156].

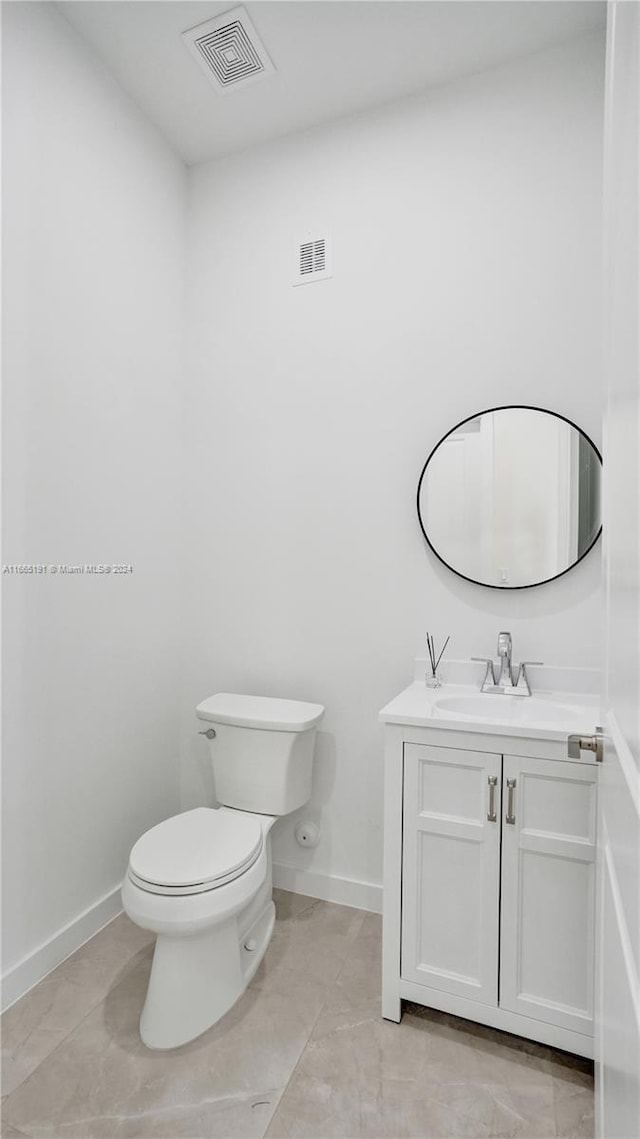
[1, 891, 594, 1138]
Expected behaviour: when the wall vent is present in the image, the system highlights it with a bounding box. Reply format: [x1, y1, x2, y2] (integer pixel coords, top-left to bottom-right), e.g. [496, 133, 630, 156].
[293, 235, 332, 287]
[182, 7, 275, 94]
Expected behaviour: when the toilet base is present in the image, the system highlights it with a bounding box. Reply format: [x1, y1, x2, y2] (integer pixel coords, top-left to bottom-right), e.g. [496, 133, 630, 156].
[140, 898, 276, 1050]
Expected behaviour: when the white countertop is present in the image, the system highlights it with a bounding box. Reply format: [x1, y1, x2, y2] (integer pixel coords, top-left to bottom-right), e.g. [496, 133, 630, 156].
[379, 681, 601, 743]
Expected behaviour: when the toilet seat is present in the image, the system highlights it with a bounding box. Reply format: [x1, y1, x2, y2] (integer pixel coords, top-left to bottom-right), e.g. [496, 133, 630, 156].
[128, 808, 263, 897]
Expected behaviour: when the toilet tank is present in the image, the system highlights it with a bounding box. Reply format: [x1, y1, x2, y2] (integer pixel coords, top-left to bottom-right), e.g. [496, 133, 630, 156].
[195, 693, 324, 816]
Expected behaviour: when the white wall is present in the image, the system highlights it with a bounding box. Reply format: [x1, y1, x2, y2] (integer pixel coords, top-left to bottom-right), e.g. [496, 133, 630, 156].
[1, 2, 186, 1002]
[184, 33, 605, 904]
[1, 9, 607, 991]
[602, 12, 640, 771]
[596, 4, 640, 1136]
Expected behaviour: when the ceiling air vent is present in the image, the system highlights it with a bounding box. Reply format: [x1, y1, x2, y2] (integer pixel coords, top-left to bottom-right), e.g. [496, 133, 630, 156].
[182, 7, 275, 94]
[293, 235, 332, 287]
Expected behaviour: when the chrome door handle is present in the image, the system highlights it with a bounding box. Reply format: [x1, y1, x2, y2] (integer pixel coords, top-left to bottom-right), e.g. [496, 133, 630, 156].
[487, 776, 498, 822]
[568, 726, 603, 762]
[505, 778, 516, 825]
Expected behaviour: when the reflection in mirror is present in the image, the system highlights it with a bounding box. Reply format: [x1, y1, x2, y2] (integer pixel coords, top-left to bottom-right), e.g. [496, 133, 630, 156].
[417, 407, 602, 589]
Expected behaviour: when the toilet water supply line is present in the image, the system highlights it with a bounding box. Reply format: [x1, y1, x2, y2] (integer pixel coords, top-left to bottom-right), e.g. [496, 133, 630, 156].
[426, 632, 450, 687]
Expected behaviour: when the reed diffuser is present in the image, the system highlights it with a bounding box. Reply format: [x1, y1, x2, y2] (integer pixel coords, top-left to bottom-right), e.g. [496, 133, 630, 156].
[425, 632, 450, 688]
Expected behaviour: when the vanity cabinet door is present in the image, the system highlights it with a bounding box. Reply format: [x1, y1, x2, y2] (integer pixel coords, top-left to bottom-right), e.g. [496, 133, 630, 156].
[401, 743, 502, 1006]
[499, 755, 597, 1036]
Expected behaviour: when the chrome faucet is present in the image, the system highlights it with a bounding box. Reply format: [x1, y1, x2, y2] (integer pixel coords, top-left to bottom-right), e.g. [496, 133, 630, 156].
[472, 632, 543, 696]
[496, 631, 513, 687]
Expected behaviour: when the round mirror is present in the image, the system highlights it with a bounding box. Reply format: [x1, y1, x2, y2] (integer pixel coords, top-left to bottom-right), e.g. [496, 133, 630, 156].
[417, 406, 602, 589]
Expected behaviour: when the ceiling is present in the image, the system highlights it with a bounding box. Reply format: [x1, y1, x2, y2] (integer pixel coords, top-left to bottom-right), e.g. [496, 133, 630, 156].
[57, 1, 606, 166]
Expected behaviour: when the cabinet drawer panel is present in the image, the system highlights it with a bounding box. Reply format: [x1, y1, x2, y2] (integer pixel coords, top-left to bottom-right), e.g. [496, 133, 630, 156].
[406, 743, 500, 824]
[414, 830, 485, 983]
[519, 769, 596, 843]
[518, 849, 593, 1016]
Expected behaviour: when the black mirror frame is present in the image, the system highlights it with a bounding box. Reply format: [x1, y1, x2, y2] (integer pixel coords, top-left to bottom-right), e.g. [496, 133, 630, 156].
[416, 404, 603, 590]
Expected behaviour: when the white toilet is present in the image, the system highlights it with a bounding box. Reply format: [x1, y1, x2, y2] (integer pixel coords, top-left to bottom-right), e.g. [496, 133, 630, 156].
[121, 692, 324, 1049]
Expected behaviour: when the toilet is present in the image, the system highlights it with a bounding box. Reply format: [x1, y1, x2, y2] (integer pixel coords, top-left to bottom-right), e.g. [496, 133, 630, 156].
[121, 692, 324, 1049]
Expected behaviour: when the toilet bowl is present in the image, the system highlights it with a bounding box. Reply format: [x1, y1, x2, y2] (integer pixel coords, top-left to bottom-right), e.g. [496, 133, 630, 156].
[122, 693, 323, 1049]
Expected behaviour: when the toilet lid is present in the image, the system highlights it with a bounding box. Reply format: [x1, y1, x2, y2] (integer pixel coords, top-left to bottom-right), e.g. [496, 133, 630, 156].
[196, 692, 324, 731]
[128, 808, 263, 894]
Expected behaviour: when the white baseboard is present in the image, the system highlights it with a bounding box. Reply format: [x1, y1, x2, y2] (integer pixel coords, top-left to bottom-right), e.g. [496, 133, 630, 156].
[1, 886, 123, 1012]
[272, 861, 382, 914]
[2, 868, 381, 1012]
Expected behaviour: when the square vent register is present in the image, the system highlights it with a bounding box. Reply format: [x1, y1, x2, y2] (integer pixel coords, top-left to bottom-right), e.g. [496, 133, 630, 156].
[182, 6, 275, 93]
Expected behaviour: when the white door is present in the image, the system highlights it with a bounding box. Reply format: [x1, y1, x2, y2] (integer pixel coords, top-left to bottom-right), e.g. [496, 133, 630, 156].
[401, 743, 501, 1006]
[500, 755, 597, 1038]
[597, 4, 640, 1138]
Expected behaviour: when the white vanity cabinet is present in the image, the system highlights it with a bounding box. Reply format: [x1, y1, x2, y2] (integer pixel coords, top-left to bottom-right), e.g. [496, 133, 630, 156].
[381, 690, 600, 1059]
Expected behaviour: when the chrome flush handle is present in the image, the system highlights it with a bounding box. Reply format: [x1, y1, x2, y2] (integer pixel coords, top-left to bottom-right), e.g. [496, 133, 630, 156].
[199, 728, 217, 740]
[567, 726, 604, 762]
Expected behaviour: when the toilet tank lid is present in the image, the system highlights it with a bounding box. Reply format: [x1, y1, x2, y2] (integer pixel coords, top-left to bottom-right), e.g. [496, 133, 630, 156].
[196, 693, 324, 731]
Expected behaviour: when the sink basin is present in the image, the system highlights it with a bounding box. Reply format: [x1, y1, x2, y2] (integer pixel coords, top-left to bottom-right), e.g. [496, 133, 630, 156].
[434, 695, 512, 719]
[433, 694, 585, 727]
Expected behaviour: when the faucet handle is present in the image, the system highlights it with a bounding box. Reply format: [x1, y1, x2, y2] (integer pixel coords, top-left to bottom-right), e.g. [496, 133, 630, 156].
[471, 657, 496, 688]
[515, 661, 544, 693]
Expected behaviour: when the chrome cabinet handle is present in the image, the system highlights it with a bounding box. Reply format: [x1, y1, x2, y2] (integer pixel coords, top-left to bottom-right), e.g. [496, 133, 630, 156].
[487, 776, 498, 822]
[505, 778, 516, 824]
[198, 728, 216, 740]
